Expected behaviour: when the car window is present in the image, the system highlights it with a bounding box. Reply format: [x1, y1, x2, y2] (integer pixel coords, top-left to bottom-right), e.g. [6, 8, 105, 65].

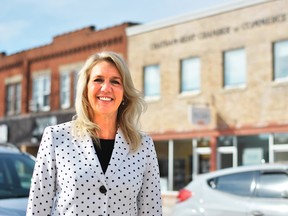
[208, 171, 256, 196]
[0, 154, 35, 199]
[255, 172, 288, 199]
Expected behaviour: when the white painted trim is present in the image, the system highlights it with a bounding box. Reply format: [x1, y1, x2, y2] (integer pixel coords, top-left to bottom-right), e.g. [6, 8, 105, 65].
[126, 0, 275, 36]
[5, 74, 22, 85]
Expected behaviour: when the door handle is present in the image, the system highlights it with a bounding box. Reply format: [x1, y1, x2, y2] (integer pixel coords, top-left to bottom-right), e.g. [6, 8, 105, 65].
[250, 210, 264, 216]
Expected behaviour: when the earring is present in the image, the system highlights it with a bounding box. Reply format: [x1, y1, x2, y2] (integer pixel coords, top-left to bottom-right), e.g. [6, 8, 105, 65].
[122, 98, 127, 106]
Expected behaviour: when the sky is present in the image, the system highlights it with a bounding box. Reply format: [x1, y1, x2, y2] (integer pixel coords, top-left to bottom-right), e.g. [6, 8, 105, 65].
[1, 0, 233, 55]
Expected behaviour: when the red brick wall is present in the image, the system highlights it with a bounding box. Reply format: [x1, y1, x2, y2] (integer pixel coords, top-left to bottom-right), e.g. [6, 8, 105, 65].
[0, 22, 135, 117]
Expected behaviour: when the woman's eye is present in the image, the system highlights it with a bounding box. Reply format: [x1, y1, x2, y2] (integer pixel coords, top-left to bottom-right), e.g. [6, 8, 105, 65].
[111, 80, 121, 85]
[94, 78, 103, 83]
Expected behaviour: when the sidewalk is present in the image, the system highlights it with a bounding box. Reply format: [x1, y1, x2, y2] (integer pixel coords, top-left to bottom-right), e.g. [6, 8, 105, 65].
[162, 191, 178, 216]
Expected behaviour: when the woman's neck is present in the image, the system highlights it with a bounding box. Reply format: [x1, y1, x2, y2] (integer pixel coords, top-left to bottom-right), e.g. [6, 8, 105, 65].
[94, 115, 117, 139]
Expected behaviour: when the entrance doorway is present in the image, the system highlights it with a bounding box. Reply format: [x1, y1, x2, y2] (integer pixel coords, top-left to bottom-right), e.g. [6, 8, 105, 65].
[217, 146, 237, 169]
[271, 133, 288, 163]
[217, 136, 237, 169]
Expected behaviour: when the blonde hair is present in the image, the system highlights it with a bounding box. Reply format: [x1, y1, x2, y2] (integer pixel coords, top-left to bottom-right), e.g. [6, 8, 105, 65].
[72, 51, 146, 150]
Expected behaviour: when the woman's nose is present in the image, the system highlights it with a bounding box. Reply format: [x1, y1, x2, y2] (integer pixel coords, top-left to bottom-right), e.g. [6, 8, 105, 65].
[101, 81, 112, 92]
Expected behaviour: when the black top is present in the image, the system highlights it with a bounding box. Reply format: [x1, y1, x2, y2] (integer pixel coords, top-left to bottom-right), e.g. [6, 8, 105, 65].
[93, 139, 115, 173]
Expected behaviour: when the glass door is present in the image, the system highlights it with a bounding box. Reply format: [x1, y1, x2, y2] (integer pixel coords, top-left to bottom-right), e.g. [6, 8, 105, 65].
[272, 133, 288, 163]
[217, 146, 237, 169]
[217, 136, 237, 169]
[154, 140, 169, 191]
[192, 138, 211, 179]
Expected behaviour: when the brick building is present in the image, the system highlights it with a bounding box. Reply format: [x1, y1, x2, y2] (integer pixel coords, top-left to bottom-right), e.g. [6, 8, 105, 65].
[127, 0, 288, 193]
[0, 22, 136, 155]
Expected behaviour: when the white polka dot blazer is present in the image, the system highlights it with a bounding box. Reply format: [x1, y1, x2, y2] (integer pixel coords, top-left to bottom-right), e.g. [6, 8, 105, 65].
[27, 122, 163, 216]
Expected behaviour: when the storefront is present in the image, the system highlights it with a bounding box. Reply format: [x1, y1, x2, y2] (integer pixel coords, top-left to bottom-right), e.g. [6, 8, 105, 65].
[218, 133, 288, 168]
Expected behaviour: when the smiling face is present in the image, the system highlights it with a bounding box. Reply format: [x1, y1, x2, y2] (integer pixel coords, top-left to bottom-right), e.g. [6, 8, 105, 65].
[87, 60, 124, 121]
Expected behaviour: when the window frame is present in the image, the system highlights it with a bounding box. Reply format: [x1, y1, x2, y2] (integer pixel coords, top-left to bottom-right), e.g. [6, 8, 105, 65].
[223, 48, 246, 89]
[254, 171, 288, 199]
[31, 71, 51, 112]
[208, 171, 257, 197]
[143, 64, 161, 100]
[60, 71, 71, 109]
[180, 56, 201, 95]
[59, 62, 83, 109]
[5, 82, 22, 116]
[273, 39, 288, 82]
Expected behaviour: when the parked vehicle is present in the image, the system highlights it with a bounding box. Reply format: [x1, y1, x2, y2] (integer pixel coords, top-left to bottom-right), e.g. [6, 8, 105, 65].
[171, 163, 288, 216]
[0, 143, 35, 215]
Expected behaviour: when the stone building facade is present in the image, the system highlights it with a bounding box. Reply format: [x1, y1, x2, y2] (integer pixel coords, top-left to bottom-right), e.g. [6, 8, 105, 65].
[127, 0, 288, 192]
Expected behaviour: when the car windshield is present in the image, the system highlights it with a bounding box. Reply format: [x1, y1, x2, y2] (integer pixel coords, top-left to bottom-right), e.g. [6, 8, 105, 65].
[0, 153, 35, 199]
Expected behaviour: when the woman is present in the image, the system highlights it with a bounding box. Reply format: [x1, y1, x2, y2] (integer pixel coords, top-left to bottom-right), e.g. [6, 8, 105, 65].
[27, 51, 163, 215]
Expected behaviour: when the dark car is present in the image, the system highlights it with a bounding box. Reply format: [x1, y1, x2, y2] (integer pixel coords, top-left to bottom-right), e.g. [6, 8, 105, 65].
[0, 143, 35, 215]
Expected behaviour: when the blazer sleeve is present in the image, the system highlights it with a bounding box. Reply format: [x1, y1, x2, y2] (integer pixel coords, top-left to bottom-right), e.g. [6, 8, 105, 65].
[137, 135, 163, 216]
[26, 126, 56, 216]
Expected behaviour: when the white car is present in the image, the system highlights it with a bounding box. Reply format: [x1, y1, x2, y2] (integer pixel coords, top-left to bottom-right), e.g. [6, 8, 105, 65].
[171, 164, 288, 216]
[0, 143, 35, 216]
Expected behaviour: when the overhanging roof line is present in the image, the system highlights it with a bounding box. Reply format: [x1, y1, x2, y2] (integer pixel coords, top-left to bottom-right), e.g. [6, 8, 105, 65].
[126, 0, 274, 36]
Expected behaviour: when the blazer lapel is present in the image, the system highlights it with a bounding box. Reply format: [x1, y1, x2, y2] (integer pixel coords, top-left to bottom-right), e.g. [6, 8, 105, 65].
[72, 134, 106, 184]
[105, 129, 130, 178]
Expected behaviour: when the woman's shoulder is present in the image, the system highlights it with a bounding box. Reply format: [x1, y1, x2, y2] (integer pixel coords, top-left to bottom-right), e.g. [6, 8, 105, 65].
[140, 132, 152, 140]
[140, 132, 154, 146]
[45, 121, 72, 132]
[138, 132, 158, 157]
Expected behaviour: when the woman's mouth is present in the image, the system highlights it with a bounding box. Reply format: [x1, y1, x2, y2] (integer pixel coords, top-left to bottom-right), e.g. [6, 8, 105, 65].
[98, 96, 113, 101]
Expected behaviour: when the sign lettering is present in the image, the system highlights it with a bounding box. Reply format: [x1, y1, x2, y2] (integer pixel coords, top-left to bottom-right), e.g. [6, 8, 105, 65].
[151, 13, 287, 50]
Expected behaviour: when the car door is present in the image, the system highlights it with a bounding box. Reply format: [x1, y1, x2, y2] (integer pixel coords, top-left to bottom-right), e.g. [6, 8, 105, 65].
[203, 171, 257, 216]
[247, 170, 288, 216]
[203, 189, 250, 216]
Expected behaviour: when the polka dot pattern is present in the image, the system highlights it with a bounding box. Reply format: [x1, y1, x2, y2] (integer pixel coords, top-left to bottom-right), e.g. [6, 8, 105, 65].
[26, 121, 163, 215]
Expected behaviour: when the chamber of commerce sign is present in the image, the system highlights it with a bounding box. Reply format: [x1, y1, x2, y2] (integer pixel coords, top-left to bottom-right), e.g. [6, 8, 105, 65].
[151, 13, 287, 50]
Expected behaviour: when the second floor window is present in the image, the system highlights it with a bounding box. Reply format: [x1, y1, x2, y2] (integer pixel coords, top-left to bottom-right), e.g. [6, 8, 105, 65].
[224, 48, 246, 88]
[143, 64, 160, 98]
[180, 57, 201, 93]
[6, 82, 21, 116]
[60, 72, 71, 109]
[32, 74, 51, 112]
[59, 63, 83, 109]
[274, 40, 288, 81]
[74, 70, 78, 104]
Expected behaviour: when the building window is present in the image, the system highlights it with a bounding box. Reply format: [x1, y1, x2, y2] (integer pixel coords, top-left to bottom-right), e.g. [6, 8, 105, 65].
[143, 64, 160, 98]
[237, 134, 269, 166]
[180, 57, 201, 93]
[74, 70, 79, 104]
[217, 134, 269, 169]
[224, 48, 246, 88]
[59, 62, 83, 109]
[274, 40, 288, 81]
[173, 139, 193, 190]
[31, 73, 51, 112]
[155, 138, 209, 191]
[5, 83, 21, 116]
[60, 72, 71, 109]
[154, 141, 169, 191]
[272, 133, 288, 163]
